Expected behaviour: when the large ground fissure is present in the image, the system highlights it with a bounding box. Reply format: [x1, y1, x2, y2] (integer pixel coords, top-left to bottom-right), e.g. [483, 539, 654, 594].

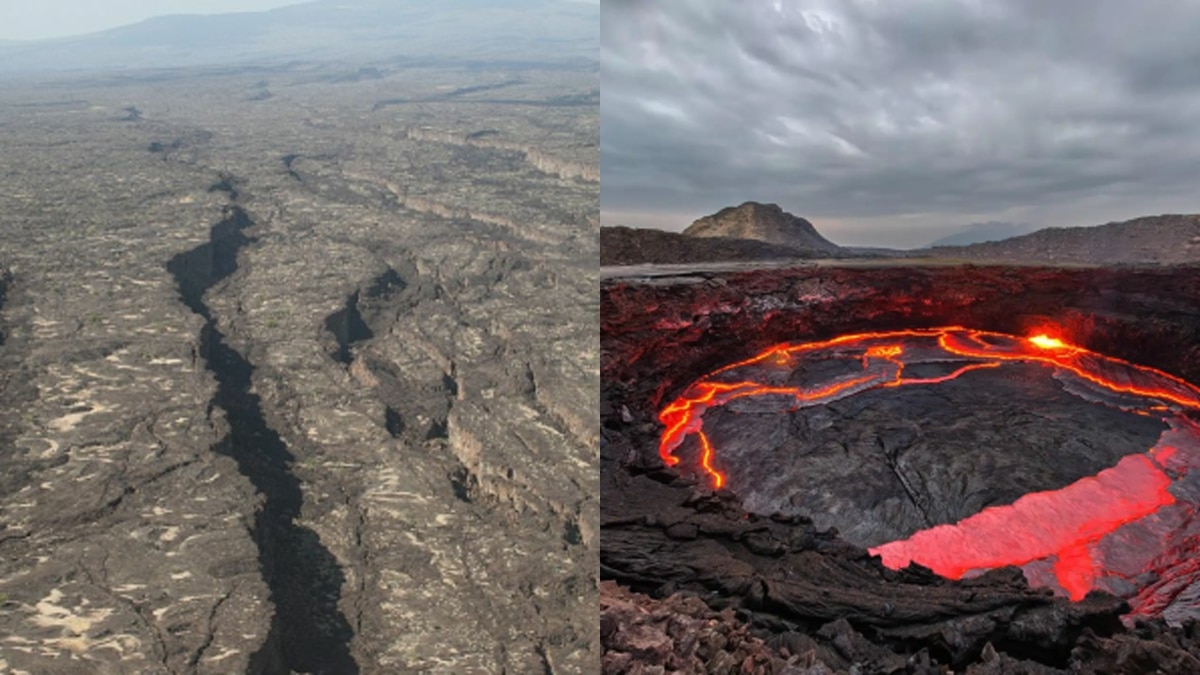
[168, 205, 357, 675]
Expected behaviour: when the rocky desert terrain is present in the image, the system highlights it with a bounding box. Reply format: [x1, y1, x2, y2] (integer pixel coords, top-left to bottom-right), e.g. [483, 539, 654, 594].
[0, 46, 597, 675]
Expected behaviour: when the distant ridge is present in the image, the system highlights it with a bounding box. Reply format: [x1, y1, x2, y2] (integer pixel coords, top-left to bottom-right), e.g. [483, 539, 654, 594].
[926, 214, 1200, 265]
[683, 201, 843, 255]
[927, 221, 1035, 248]
[0, 0, 597, 73]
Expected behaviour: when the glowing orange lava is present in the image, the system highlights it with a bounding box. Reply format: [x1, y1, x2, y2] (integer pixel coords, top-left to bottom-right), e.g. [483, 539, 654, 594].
[657, 326, 1200, 609]
[660, 327, 1200, 487]
[697, 431, 723, 489]
[870, 453, 1176, 600]
[1029, 334, 1068, 350]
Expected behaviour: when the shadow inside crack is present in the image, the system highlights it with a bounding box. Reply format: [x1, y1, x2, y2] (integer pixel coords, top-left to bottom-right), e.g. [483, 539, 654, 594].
[168, 205, 358, 675]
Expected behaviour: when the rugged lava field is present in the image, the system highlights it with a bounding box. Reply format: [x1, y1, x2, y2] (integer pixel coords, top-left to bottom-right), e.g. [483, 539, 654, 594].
[0, 56, 597, 673]
[601, 263, 1200, 673]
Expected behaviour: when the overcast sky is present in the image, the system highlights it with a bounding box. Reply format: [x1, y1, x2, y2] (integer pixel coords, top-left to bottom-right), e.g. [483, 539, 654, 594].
[0, 1, 306, 41]
[602, 0, 1200, 248]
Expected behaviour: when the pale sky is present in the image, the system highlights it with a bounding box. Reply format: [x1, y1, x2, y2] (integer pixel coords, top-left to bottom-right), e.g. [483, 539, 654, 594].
[0, 1, 307, 41]
[603, 0, 1200, 248]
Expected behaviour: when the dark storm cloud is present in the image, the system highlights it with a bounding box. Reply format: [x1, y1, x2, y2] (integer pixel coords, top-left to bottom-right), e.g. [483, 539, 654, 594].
[602, 0, 1200, 241]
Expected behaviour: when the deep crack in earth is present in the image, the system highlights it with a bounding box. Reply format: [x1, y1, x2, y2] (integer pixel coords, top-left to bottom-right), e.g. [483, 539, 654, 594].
[168, 204, 357, 674]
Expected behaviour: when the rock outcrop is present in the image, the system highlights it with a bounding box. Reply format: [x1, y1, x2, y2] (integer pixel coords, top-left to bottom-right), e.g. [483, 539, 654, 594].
[683, 202, 843, 255]
[601, 580, 810, 674]
[405, 125, 598, 183]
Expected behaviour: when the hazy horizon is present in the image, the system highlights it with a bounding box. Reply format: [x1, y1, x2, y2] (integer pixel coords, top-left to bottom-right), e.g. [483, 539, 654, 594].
[0, 0, 598, 74]
[600, 204, 1191, 250]
[0, 1, 309, 41]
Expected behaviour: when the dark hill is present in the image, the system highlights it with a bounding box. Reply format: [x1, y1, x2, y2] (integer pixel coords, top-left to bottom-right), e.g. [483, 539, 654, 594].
[682, 202, 842, 255]
[601, 226, 833, 266]
[927, 214, 1200, 265]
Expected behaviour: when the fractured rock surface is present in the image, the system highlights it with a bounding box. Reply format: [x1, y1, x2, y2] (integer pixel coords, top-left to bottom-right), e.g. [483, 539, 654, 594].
[0, 58, 597, 673]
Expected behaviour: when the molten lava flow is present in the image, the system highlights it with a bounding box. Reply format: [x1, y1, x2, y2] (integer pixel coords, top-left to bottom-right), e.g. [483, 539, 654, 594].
[869, 453, 1176, 600]
[1029, 333, 1067, 350]
[660, 327, 1200, 487]
[697, 431, 723, 489]
[657, 326, 1200, 614]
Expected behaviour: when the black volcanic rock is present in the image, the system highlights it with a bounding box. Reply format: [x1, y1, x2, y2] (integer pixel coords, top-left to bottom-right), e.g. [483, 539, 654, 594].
[683, 202, 842, 255]
[703, 363, 1169, 549]
[0, 46, 597, 673]
[601, 225, 826, 266]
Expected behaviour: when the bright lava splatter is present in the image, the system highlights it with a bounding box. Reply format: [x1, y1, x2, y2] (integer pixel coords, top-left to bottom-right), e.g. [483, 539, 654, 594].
[657, 326, 1200, 616]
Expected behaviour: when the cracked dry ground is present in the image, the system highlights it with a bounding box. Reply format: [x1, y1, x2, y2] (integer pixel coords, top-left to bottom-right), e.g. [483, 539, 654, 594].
[0, 65, 597, 673]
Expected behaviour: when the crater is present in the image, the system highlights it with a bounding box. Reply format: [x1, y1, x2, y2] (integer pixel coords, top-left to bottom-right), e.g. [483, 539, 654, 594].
[601, 263, 1200, 667]
[658, 326, 1200, 616]
[167, 205, 357, 674]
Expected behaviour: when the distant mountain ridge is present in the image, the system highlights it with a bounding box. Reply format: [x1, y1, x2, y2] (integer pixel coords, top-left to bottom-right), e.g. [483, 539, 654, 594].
[683, 202, 843, 255]
[928, 221, 1036, 248]
[926, 214, 1200, 265]
[0, 0, 597, 73]
[604, 207, 1200, 267]
[601, 202, 851, 266]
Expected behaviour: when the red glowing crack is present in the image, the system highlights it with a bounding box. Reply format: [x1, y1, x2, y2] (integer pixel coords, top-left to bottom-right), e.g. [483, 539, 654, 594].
[659, 327, 1200, 489]
[657, 326, 1200, 613]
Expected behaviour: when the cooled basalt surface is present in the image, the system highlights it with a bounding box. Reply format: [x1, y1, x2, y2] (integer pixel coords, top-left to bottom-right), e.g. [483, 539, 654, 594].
[601, 264, 1200, 672]
[0, 58, 597, 673]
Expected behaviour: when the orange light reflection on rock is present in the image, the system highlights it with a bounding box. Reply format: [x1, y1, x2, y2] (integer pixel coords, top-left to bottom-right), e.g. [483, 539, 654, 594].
[659, 326, 1200, 484]
[869, 453, 1176, 600]
[657, 326, 1200, 605]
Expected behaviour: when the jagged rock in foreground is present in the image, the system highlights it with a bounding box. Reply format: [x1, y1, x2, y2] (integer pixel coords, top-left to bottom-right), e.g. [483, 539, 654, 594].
[601, 263, 1200, 674]
[604, 575, 1200, 674]
[683, 202, 843, 255]
[602, 441, 1132, 674]
[601, 580, 811, 674]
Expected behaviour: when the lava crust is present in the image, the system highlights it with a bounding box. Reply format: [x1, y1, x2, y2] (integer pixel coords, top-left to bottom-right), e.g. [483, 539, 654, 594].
[601, 263, 1200, 673]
